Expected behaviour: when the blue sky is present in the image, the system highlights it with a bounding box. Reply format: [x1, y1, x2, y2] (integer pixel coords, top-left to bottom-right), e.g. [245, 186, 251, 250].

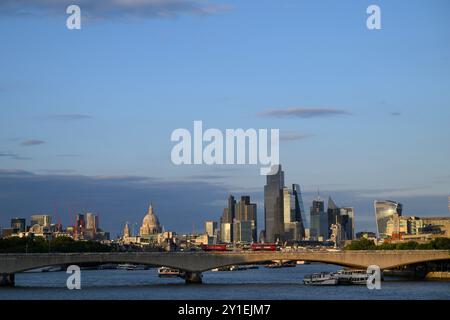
[1, 0, 450, 236]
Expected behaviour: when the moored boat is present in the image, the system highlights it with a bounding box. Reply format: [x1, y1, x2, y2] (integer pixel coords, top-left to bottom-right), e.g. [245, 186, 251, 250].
[335, 269, 372, 285]
[158, 267, 184, 277]
[303, 272, 338, 285]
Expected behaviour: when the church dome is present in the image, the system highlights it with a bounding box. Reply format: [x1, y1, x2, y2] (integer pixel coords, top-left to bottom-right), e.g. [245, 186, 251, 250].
[140, 204, 162, 236]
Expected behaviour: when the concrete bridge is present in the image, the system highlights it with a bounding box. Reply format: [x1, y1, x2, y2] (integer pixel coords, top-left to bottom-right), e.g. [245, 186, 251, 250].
[1, 250, 449, 285]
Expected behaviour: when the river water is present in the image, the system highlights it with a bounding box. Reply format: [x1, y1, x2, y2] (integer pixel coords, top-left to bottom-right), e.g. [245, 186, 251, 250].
[1, 264, 449, 300]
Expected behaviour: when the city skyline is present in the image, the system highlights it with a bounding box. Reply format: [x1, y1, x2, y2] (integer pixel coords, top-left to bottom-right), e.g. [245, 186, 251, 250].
[1, 0, 450, 236]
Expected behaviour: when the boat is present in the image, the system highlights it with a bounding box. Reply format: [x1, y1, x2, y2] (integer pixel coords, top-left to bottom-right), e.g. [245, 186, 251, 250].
[303, 272, 338, 285]
[117, 264, 137, 271]
[158, 267, 184, 277]
[296, 261, 311, 265]
[335, 269, 372, 285]
[265, 261, 297, 268]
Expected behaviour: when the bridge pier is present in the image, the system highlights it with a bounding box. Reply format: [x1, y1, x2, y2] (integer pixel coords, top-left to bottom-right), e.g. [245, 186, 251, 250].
[184, 271, 202, 284]
[0, 273, 15, 287]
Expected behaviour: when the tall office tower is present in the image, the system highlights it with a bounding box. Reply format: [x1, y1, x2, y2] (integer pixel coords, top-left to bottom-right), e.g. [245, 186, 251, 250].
[11, 218, 26, 233]
[374, 200, 403, 239]
[310, 197, 327, 240]
[327, 197, 340, 238]
[234, 196, 257, 242]
[86, 213, 99, 232]
[340, 207, 355, 240]
[204, 220, 217, 237]
[220, 195, 236, 243]
[264, 164, 285, 242]
[292, 184, 306, 239]
[75, 213, 85, 233]
[30, 214, 52, 227]
[283, 187, 301, 241]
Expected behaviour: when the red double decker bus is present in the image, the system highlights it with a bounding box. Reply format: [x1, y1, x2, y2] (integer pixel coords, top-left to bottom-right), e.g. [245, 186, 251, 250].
[201, 244, 228, 251]
[250, 243, 277, 251]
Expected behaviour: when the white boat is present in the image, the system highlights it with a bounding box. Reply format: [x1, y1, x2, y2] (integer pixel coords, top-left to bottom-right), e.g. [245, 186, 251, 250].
[336, 269, 372, 285]
[158, 267, 184, 277]
[117, 264, 137, 271]
[303, 272, 338, 285]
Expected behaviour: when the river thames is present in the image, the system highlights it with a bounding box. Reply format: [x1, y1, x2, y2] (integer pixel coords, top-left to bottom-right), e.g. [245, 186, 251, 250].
[0, 264, 449, 300]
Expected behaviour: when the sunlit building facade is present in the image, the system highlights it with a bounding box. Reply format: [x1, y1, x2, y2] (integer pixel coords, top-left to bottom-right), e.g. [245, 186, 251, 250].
[374, 200, 403, 239]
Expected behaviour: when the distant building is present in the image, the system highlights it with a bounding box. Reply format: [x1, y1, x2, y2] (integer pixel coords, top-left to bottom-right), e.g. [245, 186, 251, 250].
[139, 204, 162, 245]
[282, 185, 306, 241]
[233, 196, 257, 243]
[264, 164, 285, 242]
[204, 221, 217, 237]
[220, 195, 236, 243]
[310, 197, 327, 240]
[339, 207, 355, 240]
[374, 200, 402, 239]
[123, 222, 131, 238]
[220, 222, 232, 243]
[233, 220, 254, 243]
[86, 213, 99, 232]
[420, 217, 450, 238]
[11, 218, 26, 233]
[1, 228, 15, 238]
[30, 214, 51, 227]
[327, 197, 340, 238]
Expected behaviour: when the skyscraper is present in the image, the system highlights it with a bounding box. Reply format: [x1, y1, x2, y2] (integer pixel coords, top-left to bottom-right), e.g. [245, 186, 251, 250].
[310, 197, 327, 240]
[327, 197, 340, 238]
[292, 184, 306, 239]
[374, 200, 402, 239]
[233, 196, 257, 242]
[339, 207, 355, 240]
[204, 221, 217, 237]
[220, 195, 236, 243]
[282, 185, 306, 241]
[86, 213, 99, 232]
[264, 164, 285, 242]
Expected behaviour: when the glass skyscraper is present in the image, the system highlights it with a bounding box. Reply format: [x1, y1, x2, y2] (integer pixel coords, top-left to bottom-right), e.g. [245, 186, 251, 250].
[310, 197, 327, 240]
[264, 164, 285, 242]
[374, 200, 403, 239]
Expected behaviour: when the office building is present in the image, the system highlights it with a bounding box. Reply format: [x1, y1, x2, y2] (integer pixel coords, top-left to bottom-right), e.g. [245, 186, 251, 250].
[310, 197, 328, 240]
[30, 214, 51, 227]
[282, 185, 306, 241]
[204, 221, 217, 237]
[86, 213, 99, 232]
[264, 164, 285, 242]
[339, 207, 355, 240]
[11, 218, 26, 233]
[233, 220, 254, 243]
[234, 196, 257, 242]
[220, 222, 232, 243]
[327, 197, 340, 238]
[374, 200, 402, 239]
[220, 195, 236, 243]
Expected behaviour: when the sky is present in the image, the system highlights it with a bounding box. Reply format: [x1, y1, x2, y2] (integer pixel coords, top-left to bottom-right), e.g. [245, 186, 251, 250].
[0, 0, 450, 237]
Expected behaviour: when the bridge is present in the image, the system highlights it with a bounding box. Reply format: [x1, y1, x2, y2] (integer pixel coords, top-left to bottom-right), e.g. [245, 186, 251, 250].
[1, 250, 449, 285]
